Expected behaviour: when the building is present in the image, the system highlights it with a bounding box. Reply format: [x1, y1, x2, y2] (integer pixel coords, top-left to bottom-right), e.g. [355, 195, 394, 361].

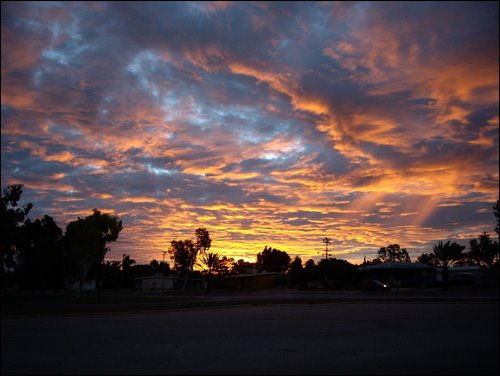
[134, 274, 175, 290]
[436, 265, 496, 286]
[65, 280, 96, 290]
[358, 262, 435, 287]
[225, 272, 289, 290]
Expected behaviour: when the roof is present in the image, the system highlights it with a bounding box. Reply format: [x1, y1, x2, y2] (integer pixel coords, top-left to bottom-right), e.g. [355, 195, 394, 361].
[436, 265, 482, 272]
[358, 262, 433, 271]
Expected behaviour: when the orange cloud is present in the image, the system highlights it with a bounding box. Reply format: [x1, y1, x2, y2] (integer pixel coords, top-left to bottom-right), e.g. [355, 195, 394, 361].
[121, 197, 157, 203]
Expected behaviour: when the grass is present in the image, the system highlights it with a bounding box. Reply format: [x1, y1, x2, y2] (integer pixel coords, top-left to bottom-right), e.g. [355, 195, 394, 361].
[2, 285, 498, 317]
[1, 289, 193, 316]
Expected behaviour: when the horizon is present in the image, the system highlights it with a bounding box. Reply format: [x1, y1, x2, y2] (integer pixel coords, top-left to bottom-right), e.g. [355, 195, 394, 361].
[2, 2, 499, 266]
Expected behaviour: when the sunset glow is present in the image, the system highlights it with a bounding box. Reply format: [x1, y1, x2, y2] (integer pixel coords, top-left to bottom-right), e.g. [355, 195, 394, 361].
[1, 2, 498, 265]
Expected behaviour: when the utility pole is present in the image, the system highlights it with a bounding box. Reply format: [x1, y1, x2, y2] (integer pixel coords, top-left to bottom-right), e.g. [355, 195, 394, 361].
[161, 251, 167, 291]
[162, 251, 167, 270]
[322, 237, 331, 289]
[322, 237, 331, 260]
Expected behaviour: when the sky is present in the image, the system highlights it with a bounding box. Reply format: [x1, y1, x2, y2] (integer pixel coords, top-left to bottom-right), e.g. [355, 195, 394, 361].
[1, 1, 499, 266]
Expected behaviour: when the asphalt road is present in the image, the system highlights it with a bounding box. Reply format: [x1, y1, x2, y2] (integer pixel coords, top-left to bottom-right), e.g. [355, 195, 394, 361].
[2, 302, 498, 375]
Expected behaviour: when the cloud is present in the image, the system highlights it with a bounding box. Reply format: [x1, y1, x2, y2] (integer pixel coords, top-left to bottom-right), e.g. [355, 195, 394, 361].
[1, 2, 498, 265]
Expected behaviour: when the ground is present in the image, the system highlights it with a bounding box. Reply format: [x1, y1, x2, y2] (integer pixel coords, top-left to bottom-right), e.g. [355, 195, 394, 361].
[1, 289, 499, 375]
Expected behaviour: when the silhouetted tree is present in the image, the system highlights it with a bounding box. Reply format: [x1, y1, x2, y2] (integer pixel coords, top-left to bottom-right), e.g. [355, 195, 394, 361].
[159, 261, 171, 275]
[232, 259, 256, 274]
[121, 254, 136, 271]
[303, 258, 319, 285]
[17, 215, 64, 292]
[150, 259, 159, 271]
[168, 240, 196, 273]
[1, 184, 33, 288]
[493, 200, 499, 238]
[118, 254, 136, 288]
[468, 233, 499, 266]
[288, 256, 303, 287]
[378, 244, 411, 263]
[64, 209, 122, 297]
[168, 228, 212, 290]
[168, 239, 197, 290]
[431, 240, 466, 290]
[195, 227, 212, 256]
[289, 256, 303, 272]
[210, 255, 234, 276]
[417, 252, 437, 266]
[361, 257, 383, 266]
[318, 258, 360, 288]
[101, 260, 122, 288]
[148, 259, 171, 275]
[64, 219, 97, 293]
[199, 251, 225, 292]
[256, 246, 291, 273]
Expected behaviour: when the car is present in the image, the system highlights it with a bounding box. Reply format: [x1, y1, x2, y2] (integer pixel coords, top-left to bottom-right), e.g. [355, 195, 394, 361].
[363, 279, 391, 291]
[450, 272, 475, 286]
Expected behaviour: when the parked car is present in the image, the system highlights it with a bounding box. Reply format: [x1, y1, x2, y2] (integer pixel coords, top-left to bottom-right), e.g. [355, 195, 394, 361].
[363, 279, 391, 291]
[450, 272, 475, 286]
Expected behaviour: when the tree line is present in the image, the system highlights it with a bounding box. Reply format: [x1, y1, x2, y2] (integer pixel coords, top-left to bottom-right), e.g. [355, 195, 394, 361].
[1, 184, 122, 295]
[2, 184, 498, 293]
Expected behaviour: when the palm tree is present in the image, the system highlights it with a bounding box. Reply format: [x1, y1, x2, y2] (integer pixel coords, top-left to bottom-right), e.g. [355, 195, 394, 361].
[200, 252, 223, 293]
[432, 241, 465, 290]
[121, 254, 136, 271]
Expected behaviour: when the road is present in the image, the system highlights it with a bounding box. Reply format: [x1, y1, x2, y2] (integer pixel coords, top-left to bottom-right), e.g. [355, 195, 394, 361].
[1, 302, 498, 375]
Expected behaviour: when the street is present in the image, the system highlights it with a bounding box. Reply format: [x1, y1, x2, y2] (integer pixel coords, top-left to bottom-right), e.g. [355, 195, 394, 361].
[1, 302, 498, 374]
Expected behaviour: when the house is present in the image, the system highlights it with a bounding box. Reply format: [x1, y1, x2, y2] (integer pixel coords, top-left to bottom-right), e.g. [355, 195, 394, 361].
[358, 262, 435, 287]
[436, 265, 479, 282]
[173, 276, 206, 290]
[134, 274, 175, 290]
[225, 272, 289, 290]
[65, 280, 96, 290]
[436, 265, 490, 286]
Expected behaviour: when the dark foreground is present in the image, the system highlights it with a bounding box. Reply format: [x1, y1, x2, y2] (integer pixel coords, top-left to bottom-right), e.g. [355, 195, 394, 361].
[2, 301, 498, 375]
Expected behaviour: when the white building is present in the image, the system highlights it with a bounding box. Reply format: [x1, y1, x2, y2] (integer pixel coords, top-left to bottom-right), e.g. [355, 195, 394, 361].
[134, 274, 175, 290]
[436, 265, 482, 283]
